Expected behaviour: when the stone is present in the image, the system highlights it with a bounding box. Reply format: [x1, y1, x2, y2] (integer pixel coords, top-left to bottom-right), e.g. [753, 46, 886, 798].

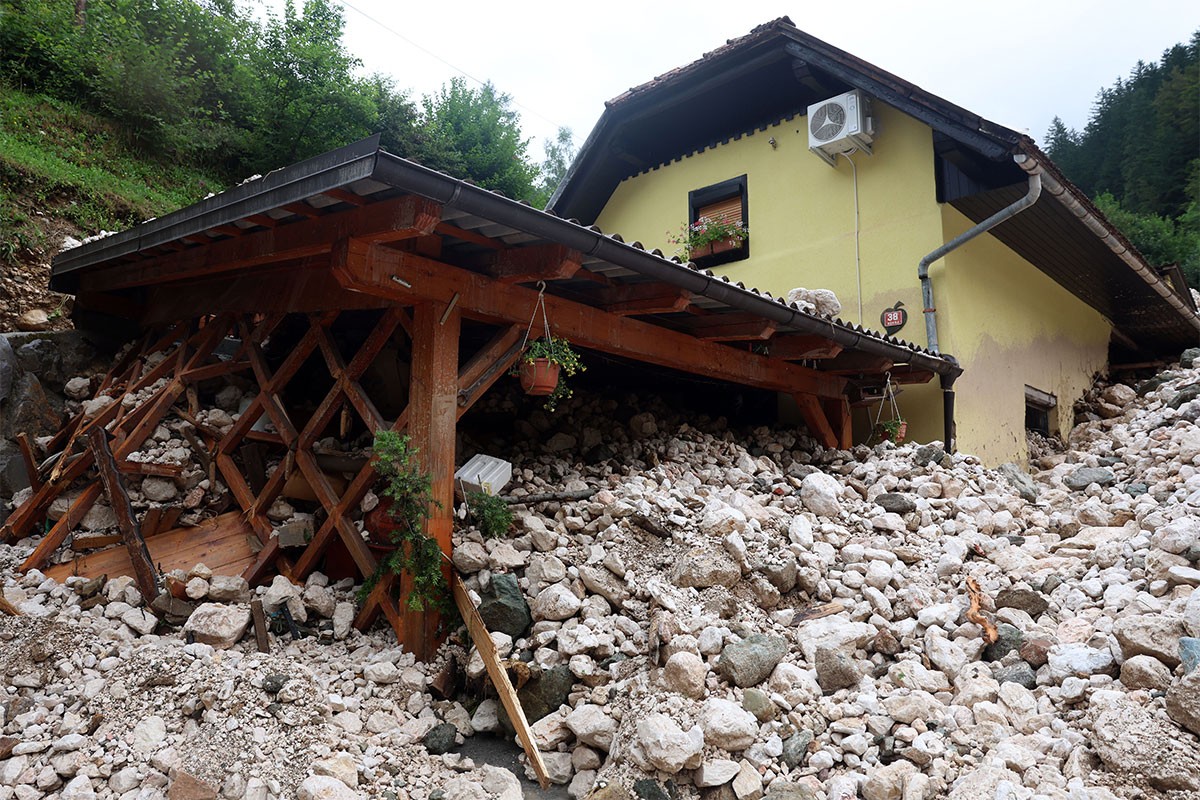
[532, 582, 582, 621]
[296, 775, 363, 800]
[1113, 615, 1184, 667]
[814, 645, 860, 692]
[996, 463, 1038, 502]
[663, 651, 707, 698]
[799, 472, 842, 517]
[1063, 467, 1115, 490]
[363, 660, 400, 684]
[992, 662, 1036, 690]
[875, 493, 916, 514]
[565, 704, 615, 751]
[1166, 669, 1200, 736]
[167, 771, 217, 799]
[700, 698, 758, 752]
[781, 730, 813, 769]
[994, 588, 1048, 618]
[312, 754, 357, 788]
[183, 603, 250, 649]
[517, 665, 573, 723]
[1047, 643, 1114, 681]
[632, 780, 668, 800]
[983, 624, 1023, 662]
[59, 776, 97, 800]
[947, 767, 1023, 800]
[1120, 655, 1172, 690]
[862, 762, 918, 800]
[696, 760, 740, 787]
[672, 548, 742, 588]
[764, 782, 816, 800]
[1181, 637, 1200, 674]
[1182, 347, 1200, 368]
[634, 713, 704, 773]
[121, 607, 158, 636]
[207, 575, 250, 603]
[1151, 517, 1200, 554]
[141, 477, 179, 503]
[717, 634, 788, 688]
[912, 444, 945, 466]
[130, 716, 167, 753]
[477, 573, 532, 638]
[17, 309, 51, 331]
[741, 688, 775, 722]
[1092, 696, 1200, 791]
[883, 691, 943, 725]
[731, 761, 763, 800]
[1017, 637, 1053, 668]
[423, 722, 458, 755]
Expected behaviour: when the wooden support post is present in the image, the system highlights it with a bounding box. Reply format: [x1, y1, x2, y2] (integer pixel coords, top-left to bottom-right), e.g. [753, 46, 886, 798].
[251, 599, 270, 653]
[405, 301, 460, 660]
[794, 393, 839, 450]
[15, 434, 41, 491]
[822, 396, 853, 449]
[88, 429, 159, 602]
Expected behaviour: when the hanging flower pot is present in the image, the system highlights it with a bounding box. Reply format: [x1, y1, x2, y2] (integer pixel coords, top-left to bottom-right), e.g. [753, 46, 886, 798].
[877, 419, 907, 443]
[519, 358, 560, 396]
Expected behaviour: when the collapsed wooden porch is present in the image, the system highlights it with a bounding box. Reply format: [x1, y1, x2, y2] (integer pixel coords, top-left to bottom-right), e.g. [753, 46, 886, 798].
[19, 137, 960, 658]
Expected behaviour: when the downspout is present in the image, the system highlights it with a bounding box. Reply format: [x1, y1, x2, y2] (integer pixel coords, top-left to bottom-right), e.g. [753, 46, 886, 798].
[918, 153, 1043, 354]
[1014, 151, 1200, 336]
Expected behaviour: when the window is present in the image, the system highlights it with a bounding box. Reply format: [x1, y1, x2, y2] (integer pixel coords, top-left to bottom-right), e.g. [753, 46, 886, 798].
[688, 174, 749, 267]
[1024, 385, 1057, 436]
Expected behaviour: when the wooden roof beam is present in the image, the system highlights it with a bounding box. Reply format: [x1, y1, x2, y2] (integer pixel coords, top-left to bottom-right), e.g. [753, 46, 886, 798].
[767, 334, 844, 360]
[682, 314, 779, 342]
[484, 243, 582, 284]
[824, 351, 894, 375]
[334, 241, 846, 399]
[598, 283, 693, 316]
[79, 195, 443, 293]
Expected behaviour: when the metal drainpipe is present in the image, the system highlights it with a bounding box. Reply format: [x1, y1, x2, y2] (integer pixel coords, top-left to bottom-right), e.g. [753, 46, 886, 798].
[1014, 152, 1200, 336]
[918, 154, 1044, 353]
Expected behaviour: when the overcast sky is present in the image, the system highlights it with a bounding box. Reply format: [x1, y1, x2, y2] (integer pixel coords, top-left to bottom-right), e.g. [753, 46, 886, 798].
[291, 0, 1197, 158]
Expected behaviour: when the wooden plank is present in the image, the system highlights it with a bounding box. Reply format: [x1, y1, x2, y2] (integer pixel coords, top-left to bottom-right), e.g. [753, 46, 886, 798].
[140, 506, 163, 538]
[88, 429, 159, 602]
[45, 511, 256, 583]
[768, 334, 844, 360]
[335, 241, 847, 399]
[15, 433, 41, 490]
[118, 460, 186, 478]
[434, 221, 505, 250]
[822, 395, 853, 449]
[402, 301, 460, 660]
[452, 574, 550, 790]
[485, 244, 581, 284]
[251, 599, 270, 653]
[601, 284, 693, 316]
[19, 483, 104, 572]
[79, 196, 443, 293]
[794, 393, 839, 450]
[683, 314, 778, 342]
[824, 352, 894, 375]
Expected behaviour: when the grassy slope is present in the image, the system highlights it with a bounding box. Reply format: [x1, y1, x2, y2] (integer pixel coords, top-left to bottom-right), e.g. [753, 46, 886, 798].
[0, 86, 224, 329]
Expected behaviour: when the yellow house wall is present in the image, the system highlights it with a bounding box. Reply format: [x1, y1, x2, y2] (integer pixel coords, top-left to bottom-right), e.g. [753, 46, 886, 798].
[593, 105, 1112, 465]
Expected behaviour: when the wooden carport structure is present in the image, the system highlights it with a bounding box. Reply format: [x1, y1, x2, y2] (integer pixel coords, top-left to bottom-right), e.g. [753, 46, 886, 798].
[10, 137, 960, 658]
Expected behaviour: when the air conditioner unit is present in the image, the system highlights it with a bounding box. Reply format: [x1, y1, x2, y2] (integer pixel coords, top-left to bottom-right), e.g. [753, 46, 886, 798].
[807, 90, 874, 167]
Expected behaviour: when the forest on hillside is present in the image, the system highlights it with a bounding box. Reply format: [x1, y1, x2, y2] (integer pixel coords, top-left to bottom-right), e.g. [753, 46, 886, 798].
[0, 0, 573, 205]
[1045, 31, 1199, 285]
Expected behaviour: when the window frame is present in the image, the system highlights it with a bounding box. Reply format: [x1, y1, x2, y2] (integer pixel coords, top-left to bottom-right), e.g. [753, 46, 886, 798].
[687, 174, 749, 267]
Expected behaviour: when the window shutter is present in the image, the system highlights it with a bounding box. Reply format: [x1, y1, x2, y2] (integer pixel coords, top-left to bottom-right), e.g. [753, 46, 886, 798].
[697, 195, 742, 226]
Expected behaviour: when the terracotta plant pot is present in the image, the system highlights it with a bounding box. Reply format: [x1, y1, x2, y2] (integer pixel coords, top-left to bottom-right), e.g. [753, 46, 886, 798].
[519, 358, 560, 396]
[363, 497, 403, 554]
[879, 422, 908, 443]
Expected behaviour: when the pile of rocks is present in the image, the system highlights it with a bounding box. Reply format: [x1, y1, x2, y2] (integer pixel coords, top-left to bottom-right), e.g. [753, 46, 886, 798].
[3, 351, 1200, 800]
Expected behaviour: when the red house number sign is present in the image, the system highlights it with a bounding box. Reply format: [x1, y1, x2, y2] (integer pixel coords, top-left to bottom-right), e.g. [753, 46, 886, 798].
[880, 301, 907, 335]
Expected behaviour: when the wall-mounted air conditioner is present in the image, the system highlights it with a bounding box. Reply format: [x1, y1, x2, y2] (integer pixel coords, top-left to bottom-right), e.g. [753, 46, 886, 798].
[807, 89, 874, 167]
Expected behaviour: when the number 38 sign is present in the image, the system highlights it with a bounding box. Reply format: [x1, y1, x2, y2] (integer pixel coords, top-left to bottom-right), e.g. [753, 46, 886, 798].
[880, 301, 907, 335]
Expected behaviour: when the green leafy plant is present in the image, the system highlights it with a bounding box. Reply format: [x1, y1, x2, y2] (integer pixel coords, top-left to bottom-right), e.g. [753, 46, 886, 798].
[666, 215, 748, 260]
[875, 418, 908, 443]
[467, 490, 513, 539]
[513, 336, 585, 412]
[359, 431, 446, 611]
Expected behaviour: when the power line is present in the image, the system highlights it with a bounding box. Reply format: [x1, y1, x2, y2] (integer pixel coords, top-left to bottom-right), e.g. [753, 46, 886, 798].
[333, 0, 566, 135]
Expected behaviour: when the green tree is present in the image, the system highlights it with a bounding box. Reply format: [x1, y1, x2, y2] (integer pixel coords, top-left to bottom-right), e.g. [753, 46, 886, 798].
[534, 125, 575, 208]
[414, 78, 539, 201]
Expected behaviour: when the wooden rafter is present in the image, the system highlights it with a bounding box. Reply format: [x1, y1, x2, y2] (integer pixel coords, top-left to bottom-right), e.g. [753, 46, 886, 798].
[333, 240, 846, 399]
[484, 243, 581, 284]
[768, 334, 844, 360]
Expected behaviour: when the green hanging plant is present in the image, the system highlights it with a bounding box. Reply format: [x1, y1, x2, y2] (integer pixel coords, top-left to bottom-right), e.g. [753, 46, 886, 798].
[358, 431, 447, 612]
[511, 336, 585, 412]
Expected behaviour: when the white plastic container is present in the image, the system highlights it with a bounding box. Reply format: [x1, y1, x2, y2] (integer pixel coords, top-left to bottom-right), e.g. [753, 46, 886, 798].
[454, 454, 512, 496]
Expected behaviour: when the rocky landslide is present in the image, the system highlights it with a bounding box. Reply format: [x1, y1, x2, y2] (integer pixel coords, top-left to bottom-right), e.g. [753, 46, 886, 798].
[3, 352, 1200, 800]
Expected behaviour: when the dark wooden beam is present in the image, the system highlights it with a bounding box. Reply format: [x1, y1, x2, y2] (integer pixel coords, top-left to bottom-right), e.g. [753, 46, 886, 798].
[768, 334, 844, 360]
[484, 243, 581, 284]
[89, 429, 160, 602]
[599, 283, 693, 316]
[794, 393, 838, 449]
[824, 352, 894, 375]
[434, 222, 505, 250]
[334, 241, 846, 399]
[80, 195, 443, 293]
[681, 314, 778, 342]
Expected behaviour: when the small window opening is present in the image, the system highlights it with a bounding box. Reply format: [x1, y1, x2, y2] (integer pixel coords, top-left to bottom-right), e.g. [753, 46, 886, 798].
[687, 174, 749, 267]
[1024, 385, 1057, 436]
